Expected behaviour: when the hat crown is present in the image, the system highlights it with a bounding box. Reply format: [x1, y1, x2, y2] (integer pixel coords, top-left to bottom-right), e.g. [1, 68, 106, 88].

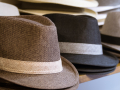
[97, 0, 120, 6]
[44, 14, 101, 44]
[0, 15, 60, 62]
[101, 12, 120, 37]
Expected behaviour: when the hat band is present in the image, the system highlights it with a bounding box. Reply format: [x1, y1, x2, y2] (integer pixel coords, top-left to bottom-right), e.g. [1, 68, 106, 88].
[59, 42, 103, 55]
[101, 34, 120, 45]
[0, 57, 63, 74]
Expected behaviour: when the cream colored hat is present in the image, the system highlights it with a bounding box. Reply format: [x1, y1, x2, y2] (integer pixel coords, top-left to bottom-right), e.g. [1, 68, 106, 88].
[0, 2, 19, 16]
[19, 0, 98, 8]
[101, 12, 120, 51]
[19, 8, 97, 18]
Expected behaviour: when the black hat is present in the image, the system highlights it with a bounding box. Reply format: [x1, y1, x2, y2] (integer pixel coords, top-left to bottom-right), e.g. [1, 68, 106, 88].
[44, 14, 119, 67]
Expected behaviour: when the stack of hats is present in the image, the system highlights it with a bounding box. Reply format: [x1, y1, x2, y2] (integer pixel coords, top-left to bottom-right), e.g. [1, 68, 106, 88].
[0, 15, 79, 90]
[88, 0, 120, 26]
[0, 2, 20, 16]
[18, 0, 98, 18]
[44, 14, 119, 74]
[101, 12, 120, 61]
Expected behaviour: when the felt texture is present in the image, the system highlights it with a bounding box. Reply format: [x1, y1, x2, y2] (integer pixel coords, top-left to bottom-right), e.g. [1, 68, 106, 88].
[44, 14, 101, 44]
[44, 14, 119, 67]
[0, 15, 60, 62]
[0, 78, 79, 90]
[97, 0, 120, 6]
[0, 15, 79, 89]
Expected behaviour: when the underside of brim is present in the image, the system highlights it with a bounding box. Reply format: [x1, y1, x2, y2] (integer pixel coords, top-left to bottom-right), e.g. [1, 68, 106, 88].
[61, 51, 119, 67]
[0, 56, 79, 89]
[19, 0, 98, 8]
[102, 42, 120, 51]
[78, 68, 116, 75]
[74, 64, 116, 72]
[0, 78, 79, 90]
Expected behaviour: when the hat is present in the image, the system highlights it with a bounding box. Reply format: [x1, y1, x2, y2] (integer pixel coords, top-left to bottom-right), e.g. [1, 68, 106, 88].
[0, 15, 79, 89]
[101, 12, 120, 52]
[44, 14, 119, 67]
[18, 1, 97, 17]
[0, 2, 19, 16]
[0, 78, 79, 90]
[74, 64, 116, 72]
[18, 0, 98, 8]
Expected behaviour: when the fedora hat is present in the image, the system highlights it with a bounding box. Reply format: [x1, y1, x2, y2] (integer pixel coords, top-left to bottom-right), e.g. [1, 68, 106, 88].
[0, 2, 19, 16]
[0, 15, 79, 89]
[44, 14, 119, 67]
[18, 1, 97, 17]
[0, 78, 79, 90]
[101, 12, 120, 52]
[18, 0, 98, 8]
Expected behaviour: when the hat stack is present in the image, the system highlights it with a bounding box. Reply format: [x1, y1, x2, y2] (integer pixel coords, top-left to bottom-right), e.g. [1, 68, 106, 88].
[0, 15, 79, 90]
[44, 14, 119, 74]
[18, 0, 98, 18]
[88, 0, 120, 26]
[0, 2, 20, 16]
[101, 12, 120, 61]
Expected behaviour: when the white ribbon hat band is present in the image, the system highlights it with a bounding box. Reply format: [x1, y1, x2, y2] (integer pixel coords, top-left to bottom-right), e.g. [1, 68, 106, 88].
[59, 42, 103, 55]
[0, 57, 63, 74]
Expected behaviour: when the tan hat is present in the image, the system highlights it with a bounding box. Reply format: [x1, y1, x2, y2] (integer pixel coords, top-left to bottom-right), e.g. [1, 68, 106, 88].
[19, 0, 98, 8]
[0, 15, 79, 89]
[0, 2, 19, 16]
[101, 12, 120, 51]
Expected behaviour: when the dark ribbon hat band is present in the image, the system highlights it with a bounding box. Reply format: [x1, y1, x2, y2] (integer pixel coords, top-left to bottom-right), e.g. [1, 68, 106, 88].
[101, 34, 120, 45]
[19, 2, 84, 12]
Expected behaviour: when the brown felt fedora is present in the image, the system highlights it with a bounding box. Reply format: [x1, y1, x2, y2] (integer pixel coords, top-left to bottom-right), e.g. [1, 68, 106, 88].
[0, 15, 79, 89]
[101, 12, 120, 52]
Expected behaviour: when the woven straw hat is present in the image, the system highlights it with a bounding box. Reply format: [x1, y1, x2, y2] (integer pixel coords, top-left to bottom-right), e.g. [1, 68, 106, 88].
[0, 2, 19, 16]
[0, 15, 79, 89]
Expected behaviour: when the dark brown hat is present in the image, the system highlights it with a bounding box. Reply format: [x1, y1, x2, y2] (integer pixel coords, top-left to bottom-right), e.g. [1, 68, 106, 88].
[0, 15, 79, 89]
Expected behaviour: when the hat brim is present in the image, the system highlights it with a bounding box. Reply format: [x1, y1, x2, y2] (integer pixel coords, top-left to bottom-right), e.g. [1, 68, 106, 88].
[19, 8, 97, 18]
[19, 0, 98, 8]
[88, 5, 120, 12]
[102, 42, 120, 52]
[0, 56, 79, 89]
[78, 68, 116, 75]
[74, 64, 116, 72]
[61, 51, 119, 67]
[0, 78, 79, 90]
